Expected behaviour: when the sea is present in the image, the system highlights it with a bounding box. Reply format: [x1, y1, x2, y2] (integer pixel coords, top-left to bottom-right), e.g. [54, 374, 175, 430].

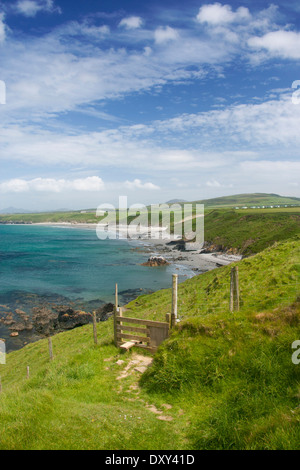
[0, 224, 195, 351]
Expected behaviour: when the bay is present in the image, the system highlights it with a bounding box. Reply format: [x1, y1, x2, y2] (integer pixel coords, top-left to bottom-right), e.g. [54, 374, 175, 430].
[0, 224, 194, 351]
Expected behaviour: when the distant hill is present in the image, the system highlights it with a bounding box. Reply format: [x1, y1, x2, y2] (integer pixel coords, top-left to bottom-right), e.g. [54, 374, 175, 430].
[194, 193, 300, 208]
[0, 193, 299, 224]
[0, 207, 32, 214]
[166, 199, 188, 204]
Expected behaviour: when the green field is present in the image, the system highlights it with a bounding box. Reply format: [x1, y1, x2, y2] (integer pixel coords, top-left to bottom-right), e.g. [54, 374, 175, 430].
[0, 235, 299, 450]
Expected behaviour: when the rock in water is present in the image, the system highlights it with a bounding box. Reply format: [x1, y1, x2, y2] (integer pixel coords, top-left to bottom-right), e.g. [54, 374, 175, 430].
[142, 256, 169, 267]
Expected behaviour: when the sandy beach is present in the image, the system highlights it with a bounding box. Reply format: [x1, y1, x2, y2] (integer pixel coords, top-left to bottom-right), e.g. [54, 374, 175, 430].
[135, 237, 242, 273]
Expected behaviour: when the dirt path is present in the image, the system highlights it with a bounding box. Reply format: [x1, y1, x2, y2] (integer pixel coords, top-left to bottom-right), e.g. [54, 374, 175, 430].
[115, 353, 174, 422]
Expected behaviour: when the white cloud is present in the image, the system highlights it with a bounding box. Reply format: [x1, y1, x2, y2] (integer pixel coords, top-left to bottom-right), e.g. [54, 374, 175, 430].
[248, 30, 300, 59]
[156, 93, 300, 147]
[0, 178, 30, 193]
[143, 46, 152, 56]
[0, 31, 227, 121]
[206, 179, 221, 187]
[154, 26, 179, 44]
[72, 176, 104, 191]
[14, 0, 61, 17]
[124, 179, 160, 190]
[196, 3, 251, 25]
[1, 93, 300, 180]
[61, 22, 110, 38]
[119, 16, 143, 29]
[0, 176, 105, 193]
[0, 3, 288, 122]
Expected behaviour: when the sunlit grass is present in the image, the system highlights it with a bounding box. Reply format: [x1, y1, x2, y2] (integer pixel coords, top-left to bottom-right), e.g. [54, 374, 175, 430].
[0, 236, 299, 449]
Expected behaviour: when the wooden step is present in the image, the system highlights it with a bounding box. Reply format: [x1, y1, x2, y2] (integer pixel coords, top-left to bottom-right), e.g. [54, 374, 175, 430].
[119, 340, 139, 350]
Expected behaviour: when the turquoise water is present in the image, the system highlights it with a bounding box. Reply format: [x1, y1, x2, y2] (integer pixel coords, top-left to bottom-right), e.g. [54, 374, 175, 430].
[0, 225, 194, 303]
[0, 225, 194, 349]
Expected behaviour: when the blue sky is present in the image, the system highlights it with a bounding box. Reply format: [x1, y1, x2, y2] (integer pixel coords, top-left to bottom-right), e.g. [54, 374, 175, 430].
[0, 0, 299, 210]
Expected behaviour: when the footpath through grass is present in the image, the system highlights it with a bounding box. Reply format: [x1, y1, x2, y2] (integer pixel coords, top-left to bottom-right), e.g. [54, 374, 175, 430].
[0, 236, 299, 449]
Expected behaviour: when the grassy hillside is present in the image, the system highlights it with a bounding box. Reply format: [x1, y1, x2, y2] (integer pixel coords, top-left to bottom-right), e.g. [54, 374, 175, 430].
[202, 209, 300, 255]
[0, 211, 102, 224]
[194, 193, 300, 208]
[0, 236, 299, 449]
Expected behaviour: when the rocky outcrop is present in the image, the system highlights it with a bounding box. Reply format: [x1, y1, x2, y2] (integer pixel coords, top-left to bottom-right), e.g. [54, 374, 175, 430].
[32, 307, 59, 335]
[142, 256, 169, 267]
[9, 321, 33, 332]
[94, 303, 115, 322]
[201, 241, 241, 256]
[0, 312, 16, 326]
[166, 240, 186, 251]
[32, 303, 114, 336]
[57, 309, 92, 330]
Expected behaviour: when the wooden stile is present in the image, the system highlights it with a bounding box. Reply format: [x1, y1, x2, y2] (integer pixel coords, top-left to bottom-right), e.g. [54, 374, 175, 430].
[117, 324, 149, 334]
[120, 341, 139, 351]
[115, 314, 169, 353]
[117, 332, 149, 343]
[113, 275, 175, 353]
[116, 316, 169, 328]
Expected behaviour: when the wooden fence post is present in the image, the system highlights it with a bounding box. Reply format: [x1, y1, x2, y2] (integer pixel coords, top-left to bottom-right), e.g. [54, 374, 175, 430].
[117, 307, 123, 348]
[230, 266, 240, 312]
[115, 283, 118, 312]
[114, 309, 117, 347]
[171, 274, 178, 328]
[92, 311, 98, 345]
[27, 366, 30, 379]
[48, 337, 54, 361]
[114, 284, 119, 347]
